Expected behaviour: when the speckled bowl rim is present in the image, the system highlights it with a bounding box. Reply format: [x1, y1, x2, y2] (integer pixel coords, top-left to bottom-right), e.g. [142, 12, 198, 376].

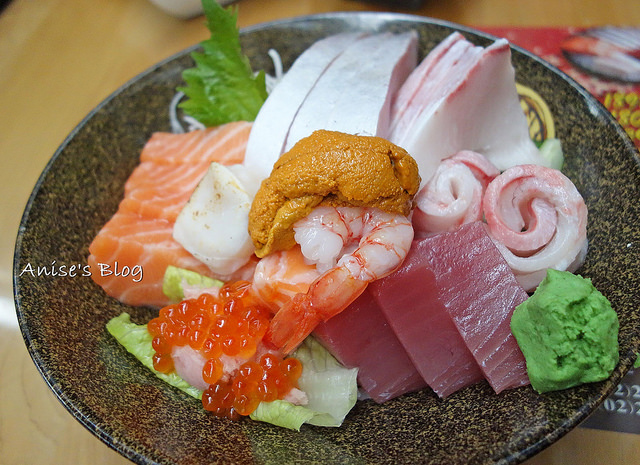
[13, 11, 640, 465]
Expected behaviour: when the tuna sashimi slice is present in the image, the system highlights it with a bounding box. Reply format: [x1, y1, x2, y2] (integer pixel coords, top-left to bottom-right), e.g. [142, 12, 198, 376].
[413, 221, 531, 393]
[284, 31, 418, 151]
[390, 36, 550, 185]
[370, 245, 484, 398]
[88, 122, 252, 307]
[313, 288, 426, 403]
[243, 32, 364, 180]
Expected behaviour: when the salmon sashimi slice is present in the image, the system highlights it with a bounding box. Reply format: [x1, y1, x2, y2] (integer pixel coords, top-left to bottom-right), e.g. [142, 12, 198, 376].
[120, 160, 213, 222]
[88, 213, 214, 307]
[88, 121, 253, 307]
[140, 121, 250, 165]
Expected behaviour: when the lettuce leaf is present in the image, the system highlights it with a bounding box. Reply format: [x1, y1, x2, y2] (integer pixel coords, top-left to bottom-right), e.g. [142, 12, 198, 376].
[107, 312, 357, 430]
[539, 137, 564, 170]
[106, 313, 203, 399]
[162, 265, 222, 302]
[250, 400, 316, 431]
[294, 337, 359, 426]
[178, 0, 268, 126]
[250, 337, 358, 429]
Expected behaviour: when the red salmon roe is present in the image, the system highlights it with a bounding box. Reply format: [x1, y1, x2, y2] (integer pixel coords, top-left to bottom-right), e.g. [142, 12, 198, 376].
[201, 353, 303, 417]
[148, 281, 303, 419]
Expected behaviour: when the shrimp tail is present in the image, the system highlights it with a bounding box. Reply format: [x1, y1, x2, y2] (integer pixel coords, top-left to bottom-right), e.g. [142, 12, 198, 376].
[265, 269, 368, 354]
[264, 294, 320, 353]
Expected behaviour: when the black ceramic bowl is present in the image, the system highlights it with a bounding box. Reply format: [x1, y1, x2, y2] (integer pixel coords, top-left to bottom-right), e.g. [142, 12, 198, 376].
[14, 12, 640, 465]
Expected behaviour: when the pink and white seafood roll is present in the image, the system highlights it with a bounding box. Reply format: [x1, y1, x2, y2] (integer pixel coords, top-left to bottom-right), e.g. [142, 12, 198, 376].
[483, 164, 588, 291]
[413, 151, 500, 234]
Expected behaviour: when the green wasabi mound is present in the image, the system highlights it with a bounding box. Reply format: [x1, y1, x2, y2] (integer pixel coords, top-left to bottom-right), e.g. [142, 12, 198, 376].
[511, 269, 619, 393]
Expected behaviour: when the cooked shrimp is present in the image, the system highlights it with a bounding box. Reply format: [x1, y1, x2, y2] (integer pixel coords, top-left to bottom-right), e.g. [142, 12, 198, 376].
[252, 245, 321, 312]
[263, 206, 414, 354]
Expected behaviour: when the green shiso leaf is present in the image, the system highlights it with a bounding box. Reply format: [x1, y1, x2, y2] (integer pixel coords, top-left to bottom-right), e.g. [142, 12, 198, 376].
[177, 0, 267, 126]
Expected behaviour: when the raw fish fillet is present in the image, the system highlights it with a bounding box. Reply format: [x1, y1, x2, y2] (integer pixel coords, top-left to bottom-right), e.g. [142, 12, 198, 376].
[88, 122, 252, 307]
[370, 245, 484, 398]
[314, 288, 427, 403]
[389, 32, 482, 147]
[389, 33, 550, 185]
[412, 222, 531, 394]
[88, 213, 213, 308]
[120, 160, 212, 222]
[244, 32, 364, 180]
[284, 31, 418, 151]
[140, 122, 250, 165]
[119, 122, 251, 222]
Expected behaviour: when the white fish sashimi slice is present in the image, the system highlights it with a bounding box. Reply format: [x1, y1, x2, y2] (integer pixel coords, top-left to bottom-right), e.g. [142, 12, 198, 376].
[284, 31, 419, 150]
[244, 32, 364, 180]
[391, 38, 551, 185]
[173, 162, 255, 278]
[389, 32, 483, 145]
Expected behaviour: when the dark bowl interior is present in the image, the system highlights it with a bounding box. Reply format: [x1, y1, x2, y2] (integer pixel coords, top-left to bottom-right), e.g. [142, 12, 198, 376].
[13, 12, 640, 465]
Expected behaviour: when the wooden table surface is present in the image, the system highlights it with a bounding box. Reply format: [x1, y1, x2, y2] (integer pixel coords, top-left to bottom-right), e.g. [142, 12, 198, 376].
[1, 0, 639, 463]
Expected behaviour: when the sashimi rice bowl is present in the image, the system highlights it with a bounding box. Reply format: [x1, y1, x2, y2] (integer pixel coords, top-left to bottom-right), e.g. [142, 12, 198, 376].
[14, 4, 640, 465]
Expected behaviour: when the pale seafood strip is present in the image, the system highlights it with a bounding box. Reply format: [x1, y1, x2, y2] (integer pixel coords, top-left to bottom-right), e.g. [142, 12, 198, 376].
[244, 32, 364, 180]
[265, 206, 414, 354]
[389, 33, 551, 184]
[283, 31, 418, 150]
[483, 164, 588, 292]
[87, 122, 252, 307]
[412, 150, 500, 234]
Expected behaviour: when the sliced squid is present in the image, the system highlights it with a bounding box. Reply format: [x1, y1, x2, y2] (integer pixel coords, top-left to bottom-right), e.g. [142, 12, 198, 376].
[412, 150, 499, 234]
[483, 164, 588, 291]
